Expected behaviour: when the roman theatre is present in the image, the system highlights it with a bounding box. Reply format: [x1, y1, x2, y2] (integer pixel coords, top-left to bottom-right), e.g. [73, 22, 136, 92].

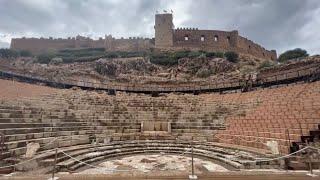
[0, 13, 319, 179]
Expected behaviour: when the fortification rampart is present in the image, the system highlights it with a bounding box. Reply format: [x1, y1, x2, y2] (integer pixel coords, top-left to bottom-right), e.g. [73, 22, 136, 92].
[172, 28, 238, 52]
[157, 27, 276, 60]
[10, 35, 154, 54]
[154, 13, 277, 60]
[105, 36, 153, 52]
[237, 36, 277, 60]
[10, 13, 277, 60]
[11, 37, 77, 54]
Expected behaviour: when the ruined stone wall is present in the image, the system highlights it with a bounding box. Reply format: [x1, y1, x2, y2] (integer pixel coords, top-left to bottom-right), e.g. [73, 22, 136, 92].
[172, 29, 238, 52]
[10, 13, 277, 59]
[105, 37, 153, 52]
[11, 38, 76, 54]
[11, 36, 153, 54]
[237, 36, 277, 60]
[154, 13, 277, 60]
[168, 28, 276, 60]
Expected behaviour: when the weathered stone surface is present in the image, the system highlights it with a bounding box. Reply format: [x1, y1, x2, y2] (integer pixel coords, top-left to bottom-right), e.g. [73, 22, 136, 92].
[25, 142, 40, 158]
[266, 141, 279, 155]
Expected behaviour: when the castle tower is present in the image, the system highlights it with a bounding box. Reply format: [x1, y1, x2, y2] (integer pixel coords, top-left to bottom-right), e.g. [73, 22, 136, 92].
[155, 13, 174, 48]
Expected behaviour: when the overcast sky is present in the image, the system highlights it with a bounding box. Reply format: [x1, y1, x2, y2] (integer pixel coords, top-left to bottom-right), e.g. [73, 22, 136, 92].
[0, 0, 319, 55]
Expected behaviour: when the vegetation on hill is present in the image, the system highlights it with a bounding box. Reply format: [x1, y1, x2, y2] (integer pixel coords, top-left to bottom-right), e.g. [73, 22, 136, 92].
[36, 48, 147, 64]
[278, 48, 309, 62]
[32, 48, 240, 66]
[0, 48, 32, 58]
[149, 50, 238, 66]
[258, 60, 276, 70]
[224, 51, 239, 63]
[37, 53, 55, 64]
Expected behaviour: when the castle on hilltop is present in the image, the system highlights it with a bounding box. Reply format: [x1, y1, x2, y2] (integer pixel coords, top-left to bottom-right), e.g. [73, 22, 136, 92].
[10, 13, 277, 60]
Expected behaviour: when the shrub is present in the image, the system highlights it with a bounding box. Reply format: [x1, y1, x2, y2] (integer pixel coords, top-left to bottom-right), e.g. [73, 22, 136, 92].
[172, 51, 190, 59]
[205, 52, 216, 58]
[57, 48, 105, 58]
[117, 51, 146, 58]
[104, 52, 118, 58]
[59, 48, 105, 54]
[150, 54, 178, 66]
[188, 51, 203, 58]
[0, 49, 19, 58]
[76, 56, 104, 62]
[278, 48, 309, 62]
[224, 51, 239, 63]
[196, 69, 213, 78]
[215, 52, 224, 58]
[258, 60, 275, 69]
[95, 63, 117, 76]
[50, 57, 63, 64]
[37, 53, 55, 64]
[19, 50, 32, 57]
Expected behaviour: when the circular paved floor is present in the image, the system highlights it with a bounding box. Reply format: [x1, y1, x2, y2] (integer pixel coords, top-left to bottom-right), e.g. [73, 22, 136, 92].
[77, 154, 229, 175]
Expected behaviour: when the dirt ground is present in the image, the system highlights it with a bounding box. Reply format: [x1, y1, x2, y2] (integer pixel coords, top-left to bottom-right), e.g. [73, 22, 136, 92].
[0, 79, 58, 100]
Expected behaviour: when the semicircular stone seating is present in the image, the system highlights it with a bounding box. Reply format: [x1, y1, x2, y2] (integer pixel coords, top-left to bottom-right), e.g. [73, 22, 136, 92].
[0, 79, 319, 174]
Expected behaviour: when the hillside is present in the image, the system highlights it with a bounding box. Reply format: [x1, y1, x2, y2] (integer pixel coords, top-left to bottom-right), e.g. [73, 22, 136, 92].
[0, 49, 319, 86]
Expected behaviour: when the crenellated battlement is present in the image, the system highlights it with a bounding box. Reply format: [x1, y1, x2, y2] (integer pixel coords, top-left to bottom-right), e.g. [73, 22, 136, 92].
[175, 27, 199, 31]
[155, 13, 277, 60]
[10, 13, 277, 60]
[11, 35, 153, 54]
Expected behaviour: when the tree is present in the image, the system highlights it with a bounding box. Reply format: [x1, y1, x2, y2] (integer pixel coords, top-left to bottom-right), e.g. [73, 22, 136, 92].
[278, 48, 309, 62]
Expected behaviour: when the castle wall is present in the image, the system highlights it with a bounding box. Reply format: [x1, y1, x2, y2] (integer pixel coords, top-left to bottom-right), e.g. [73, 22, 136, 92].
[11, 38, 76, 54]
[10, 13, 277, 60]
[154, 13, 277, 60]
[11, 36, 154, 54]
[172, 29, 238, 52]
[155, 13, 174, 47]
[237, 36, 277, 60]
[105, 37, 153, 52]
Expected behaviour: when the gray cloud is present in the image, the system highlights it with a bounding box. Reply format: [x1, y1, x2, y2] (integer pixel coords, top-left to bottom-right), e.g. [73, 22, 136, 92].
[0, 0, 319, 55]
[179, 0, 320, 54]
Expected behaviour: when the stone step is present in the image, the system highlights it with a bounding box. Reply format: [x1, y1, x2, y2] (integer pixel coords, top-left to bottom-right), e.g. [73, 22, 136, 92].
[0, 122, 89, 129]
[4, 130, 93, 142]
[0, 125, 94, 135]
[4, 135, 91, 155]
[53, 142, 266, 171]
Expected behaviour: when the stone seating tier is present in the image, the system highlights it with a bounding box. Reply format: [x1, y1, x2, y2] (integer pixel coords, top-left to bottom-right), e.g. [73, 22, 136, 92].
[10, 140, 279, 173]
[0, 80, 319, 170]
